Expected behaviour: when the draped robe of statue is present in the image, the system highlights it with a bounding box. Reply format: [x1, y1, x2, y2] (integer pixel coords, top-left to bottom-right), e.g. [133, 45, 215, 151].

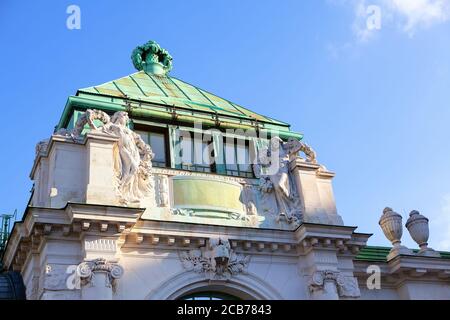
[105, 112, 154, 205]
[257, 137, 303, 222]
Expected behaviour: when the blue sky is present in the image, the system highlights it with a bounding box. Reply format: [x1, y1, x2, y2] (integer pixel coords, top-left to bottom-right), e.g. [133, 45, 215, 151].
[1, 0, 450, 249]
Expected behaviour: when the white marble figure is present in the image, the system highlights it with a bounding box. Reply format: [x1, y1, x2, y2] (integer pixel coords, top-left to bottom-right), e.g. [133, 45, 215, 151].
[255, 137, 303, 223]
[55, 109, 155, 206]
[104, 111, 154, 205]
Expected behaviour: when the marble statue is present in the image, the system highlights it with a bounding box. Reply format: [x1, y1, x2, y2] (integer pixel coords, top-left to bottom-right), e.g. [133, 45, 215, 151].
[55, 109, 155, 206]
[254, 137, 304, 223]
[105, 111, 155, 205]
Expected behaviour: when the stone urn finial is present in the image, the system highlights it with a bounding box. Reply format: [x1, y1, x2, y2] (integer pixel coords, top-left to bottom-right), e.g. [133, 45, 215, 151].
[405, 210, 440, 257]
[379, 207, 412, 260]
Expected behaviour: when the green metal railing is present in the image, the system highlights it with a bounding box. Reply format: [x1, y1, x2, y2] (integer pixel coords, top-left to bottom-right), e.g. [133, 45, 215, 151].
[0, 210, 16, 267]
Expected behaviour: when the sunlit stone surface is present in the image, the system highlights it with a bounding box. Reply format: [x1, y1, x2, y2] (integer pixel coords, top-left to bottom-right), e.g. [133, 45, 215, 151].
[2, 41, 450, 300]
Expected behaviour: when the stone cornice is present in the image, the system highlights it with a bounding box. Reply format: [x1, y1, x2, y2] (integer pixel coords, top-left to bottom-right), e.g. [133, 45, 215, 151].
[3, 204, 373, 271]
[289, 158, 336, 178]
[353, 253, 450, 286]
[294, 223, 370, 256]
[387, 254, 450, 275]
[120, 220, 370, 257]
[2, 202, 144, 271]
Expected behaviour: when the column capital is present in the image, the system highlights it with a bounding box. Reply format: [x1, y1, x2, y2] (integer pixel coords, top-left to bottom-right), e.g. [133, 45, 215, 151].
[77, 258, 124, 291]
[308, 270, 360, 299]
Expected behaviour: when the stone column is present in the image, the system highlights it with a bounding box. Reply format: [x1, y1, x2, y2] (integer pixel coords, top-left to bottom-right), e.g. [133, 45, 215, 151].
[76, 258, 124, 300]
[297, 224, 363, 300]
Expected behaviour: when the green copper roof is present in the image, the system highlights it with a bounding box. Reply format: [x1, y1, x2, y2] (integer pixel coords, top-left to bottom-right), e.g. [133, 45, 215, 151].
[77, 71, 289, 127]
[355, 246, 391, 262]
[57, 40, 301, 138]
[356, 246, 450, 262]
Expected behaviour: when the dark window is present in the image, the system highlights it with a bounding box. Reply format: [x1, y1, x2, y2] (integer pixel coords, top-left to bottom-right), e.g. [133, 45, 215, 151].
[224, 138, 254, 178]
[135, 128, 169, 168]
[178, 133, 213, 173]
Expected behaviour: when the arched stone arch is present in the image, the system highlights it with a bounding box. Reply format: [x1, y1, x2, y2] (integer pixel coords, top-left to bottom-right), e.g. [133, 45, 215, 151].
[145, 271, 283, 300]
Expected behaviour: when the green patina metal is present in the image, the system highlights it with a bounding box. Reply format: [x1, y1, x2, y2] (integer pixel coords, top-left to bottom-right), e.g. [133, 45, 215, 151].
[0, 211, 16, 268]
[355, 246, 391, 262]
[56, 40, 302, 140]
[131, 40, 173, 75]
[356, 246, 450, 262]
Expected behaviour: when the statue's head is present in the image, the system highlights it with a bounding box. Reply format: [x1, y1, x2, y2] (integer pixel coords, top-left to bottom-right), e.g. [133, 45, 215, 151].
[111, 111, 129, 127]
[270, 136, 283, 151]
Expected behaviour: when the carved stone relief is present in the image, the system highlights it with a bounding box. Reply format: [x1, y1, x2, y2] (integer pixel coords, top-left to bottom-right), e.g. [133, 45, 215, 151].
[253, 137, 304, 224]
[308, 270, 360, 298]
[179, 237, 250, 280]
[171, 208, 194, 216]
[156, 175, 169, 207]
[55, 109, 155, 207]
[76, 258, 124, 292]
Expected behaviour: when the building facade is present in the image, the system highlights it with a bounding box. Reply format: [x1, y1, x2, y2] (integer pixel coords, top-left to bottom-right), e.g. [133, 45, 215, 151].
[1, 41, 450, 300]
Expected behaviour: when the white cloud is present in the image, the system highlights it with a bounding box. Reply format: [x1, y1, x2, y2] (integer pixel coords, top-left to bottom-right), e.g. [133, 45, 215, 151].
[383, 0, 450, 35]
[345, 0, 450, 41]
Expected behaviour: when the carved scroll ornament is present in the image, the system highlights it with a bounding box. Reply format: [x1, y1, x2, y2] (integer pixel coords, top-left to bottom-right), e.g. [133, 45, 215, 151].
[309, 270, 360, 298]
[76, 258, 124, 291]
